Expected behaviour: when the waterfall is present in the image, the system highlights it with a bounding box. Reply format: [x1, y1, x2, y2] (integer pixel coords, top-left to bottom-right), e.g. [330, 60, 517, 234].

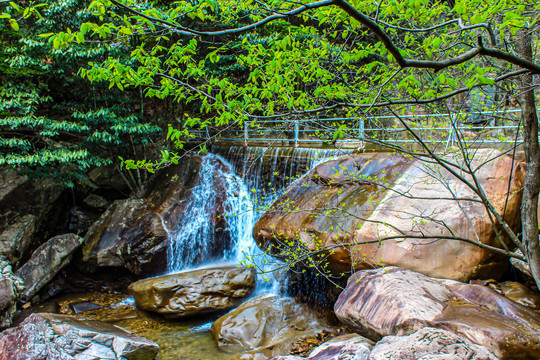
[167, 147, 351, 290]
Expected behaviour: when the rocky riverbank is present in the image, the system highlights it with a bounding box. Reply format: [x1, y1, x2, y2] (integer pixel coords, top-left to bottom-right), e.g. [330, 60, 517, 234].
[0, 149, 538, 359]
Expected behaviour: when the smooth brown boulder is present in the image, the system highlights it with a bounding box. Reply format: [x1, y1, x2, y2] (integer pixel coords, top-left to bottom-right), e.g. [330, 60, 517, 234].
[369, 327, 497, 360]
[334, 267, 540, 359]
[129, 266, 255, 318]
[254, 149, 524, 281]
[0, 313, 158, 359]
[16, 234, 83, 302]
[83, 154, 234, 275]
[211, 295, 342, 359]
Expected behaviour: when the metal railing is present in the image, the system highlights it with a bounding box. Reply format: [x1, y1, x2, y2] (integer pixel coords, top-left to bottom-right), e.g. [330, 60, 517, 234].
[186, 109, 525, 148]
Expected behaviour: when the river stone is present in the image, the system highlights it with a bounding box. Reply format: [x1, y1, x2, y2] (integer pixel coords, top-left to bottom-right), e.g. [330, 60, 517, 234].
[129, 266, 255, 318]
[369, 327, 497, 360]
[83, 154, 234, 275]
[498, 281, 540, 309]
[16, 233, 84, 302]
[254, 149, 524, 281]
[0, 313, 159, 359]
[334, 267, 540, 359]
[306, 333, 372, 360]
[211, 295, 341, 359]
[0, 259, 24, 328]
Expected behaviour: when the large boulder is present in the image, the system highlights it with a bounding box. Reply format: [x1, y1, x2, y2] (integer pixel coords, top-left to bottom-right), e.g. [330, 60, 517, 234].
[0, 259, 24, 328]
[269, 329, 495, 360]
[334, 267, 540, 359]
[129, 266, 256, 319]
[211, 295, 342, 359]
[82, 154, 235, 275]
[16, 234, 84, 302]
[369, 327, 497, 360]
[0, 313, 159, 359]
[82, 198, 160, 272]
[254, 150, 524, 281]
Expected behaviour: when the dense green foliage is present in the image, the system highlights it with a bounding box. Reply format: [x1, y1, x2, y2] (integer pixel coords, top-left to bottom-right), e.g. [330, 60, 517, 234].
[48, 0, 539, 146]
[0, 0, 160, 184]
[2, 0, 538, 285]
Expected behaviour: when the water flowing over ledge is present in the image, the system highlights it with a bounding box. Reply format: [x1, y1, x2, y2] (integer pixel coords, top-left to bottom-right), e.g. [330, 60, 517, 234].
[165, 147, 352, 290]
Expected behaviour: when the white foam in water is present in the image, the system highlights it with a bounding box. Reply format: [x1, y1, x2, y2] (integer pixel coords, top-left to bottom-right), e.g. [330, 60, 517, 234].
[166, 147, 351, 293]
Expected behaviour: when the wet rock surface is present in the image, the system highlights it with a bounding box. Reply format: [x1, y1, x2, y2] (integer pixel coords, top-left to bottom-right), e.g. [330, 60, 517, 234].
[334, 267, 540, 359]
[14, 291, 240, 360]
[0, 259, 24, 328]
[254, 150, 524, 281]
[129, 266, 256, 319]
[369, 327, 497, 360]
[82, 154, 234, 275]
[498, 281, 540, 309]
[16, 234, 84, 302]
[0, 313, 159, 360]
[211, 294, 344, 359]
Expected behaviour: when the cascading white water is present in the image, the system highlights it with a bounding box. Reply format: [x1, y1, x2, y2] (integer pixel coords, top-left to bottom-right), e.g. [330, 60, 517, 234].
[167, 147, 351, 291]
[167, 154, 226, 272]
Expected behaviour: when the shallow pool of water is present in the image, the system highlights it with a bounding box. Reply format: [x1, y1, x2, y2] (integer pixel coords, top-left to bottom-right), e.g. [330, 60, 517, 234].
[17, 292, 241, 360]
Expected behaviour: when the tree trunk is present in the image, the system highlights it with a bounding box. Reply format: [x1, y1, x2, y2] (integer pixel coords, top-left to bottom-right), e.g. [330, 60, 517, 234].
[517, 29, 540, 288]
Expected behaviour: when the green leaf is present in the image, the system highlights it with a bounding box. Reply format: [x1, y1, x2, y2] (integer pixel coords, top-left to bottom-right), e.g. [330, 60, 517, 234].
[9, 19, 19, 31]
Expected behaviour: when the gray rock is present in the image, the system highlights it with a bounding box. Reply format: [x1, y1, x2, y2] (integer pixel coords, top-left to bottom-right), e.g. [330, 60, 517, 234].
[510, 249, 533, 281]
[16, 234, 83, 302]
[88, 165, 130, 194]
[129, 266, 256, 319]
[369, 327, 497, 360]
[83, 194, 110, 211]
[0, 313, 159, 359]
[82, 199, 145, 270]
[0, 259, 24, 328]
[0, 171, 66, 243]
[0, 214, 37, 265]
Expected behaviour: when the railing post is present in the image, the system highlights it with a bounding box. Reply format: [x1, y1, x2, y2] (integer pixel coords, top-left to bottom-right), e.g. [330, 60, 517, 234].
[244, 121, 248, 147]
[358, 118, 364, 141]
[294, 120, 299, 148]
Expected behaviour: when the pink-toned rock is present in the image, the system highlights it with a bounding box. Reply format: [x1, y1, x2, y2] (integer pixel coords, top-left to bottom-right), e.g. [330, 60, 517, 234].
[369, 327, 497, 360]
[306, 333, 372, 360]
[0, 313, 158, 360]
[254, 150, 524, 281]
[334, 267, 540, 359]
